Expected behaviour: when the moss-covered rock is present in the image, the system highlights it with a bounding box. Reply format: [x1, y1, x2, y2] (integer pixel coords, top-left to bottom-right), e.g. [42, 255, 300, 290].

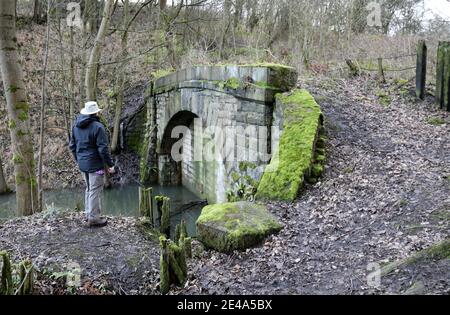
[196, 202, 283, 253]
[255, 89, 323, 202]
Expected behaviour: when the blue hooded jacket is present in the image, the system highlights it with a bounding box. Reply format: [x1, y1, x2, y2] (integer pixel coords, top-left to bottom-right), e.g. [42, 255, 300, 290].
[69, 115, 114, 173]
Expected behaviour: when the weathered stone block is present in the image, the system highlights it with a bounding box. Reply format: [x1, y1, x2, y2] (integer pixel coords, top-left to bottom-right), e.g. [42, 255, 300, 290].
[196, 202, 283, 253]
[256, 89, 323, 202]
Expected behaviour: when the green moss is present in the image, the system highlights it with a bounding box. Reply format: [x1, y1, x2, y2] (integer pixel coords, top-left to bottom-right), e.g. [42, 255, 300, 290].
[315, 154, 326, 163]
[151, 69, 175, 80]
[16, 129, 28, 138]
[106, 88, 117, 99]
[256, 64, 297, 91]
[381, 238, 450, 276]
[8, 120, 16, 129]
[217, 77, 241, 90]
[311, 164, 324, 178]
[159, 237, 170, 294]
[376, 89, 391, 107]
[239, 162, 257, 172]
[29, 176, 37, 188]
[316, 136, 327, 149]
[168, 241, 187, 285]
[256, 89, 323, 202]
[8, 85, 20, 93]
[14, 101, 29, 112]
[394, 78, 410, 86]
[0, 251, 13, 295]
[426, 239, 450, 259]
[432, 210, 450, 221]
[426, 117, 446, 126]
[139, 133, 151, 183]
[243, 63, 295, 71]
[231, 172, 241, 183]
[160, 197, 170, 237]
[12, 154, 24, 164]
[197, 203, 240, 224]
[196, 202, 283, 253]
[18, 260, 33, 295]
[17, 110, 29, 122]
[127, 111, 147, 154]
[316, 148, 325, 156]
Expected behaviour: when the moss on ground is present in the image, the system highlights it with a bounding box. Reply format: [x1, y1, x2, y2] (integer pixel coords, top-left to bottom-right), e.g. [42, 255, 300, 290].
[376, 89, 392, 107]
[196, 202, 283, 253]
[426, 117, 446, 126]
[381, 238, 450, 276]
[255, 89, 323, 202]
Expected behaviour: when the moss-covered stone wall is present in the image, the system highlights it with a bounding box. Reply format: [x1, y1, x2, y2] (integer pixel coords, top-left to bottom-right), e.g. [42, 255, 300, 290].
[255, 90, 324, 202]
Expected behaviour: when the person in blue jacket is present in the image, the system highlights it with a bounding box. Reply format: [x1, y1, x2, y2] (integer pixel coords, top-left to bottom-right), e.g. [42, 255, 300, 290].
[69, 101, 115, 227]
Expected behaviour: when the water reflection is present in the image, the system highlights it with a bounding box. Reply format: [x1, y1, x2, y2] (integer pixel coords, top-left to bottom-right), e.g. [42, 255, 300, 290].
[0, 185, 205, 237]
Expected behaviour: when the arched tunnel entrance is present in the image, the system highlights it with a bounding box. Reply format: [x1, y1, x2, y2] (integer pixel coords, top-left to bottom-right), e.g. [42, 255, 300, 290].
[158, 111, 199, 188]
[134, 65, 298, 204]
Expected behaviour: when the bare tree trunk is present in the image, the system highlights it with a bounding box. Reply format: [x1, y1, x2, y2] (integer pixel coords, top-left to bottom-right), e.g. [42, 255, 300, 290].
[111, 0, 129, 153]
[56, 17, 71, 141]
[0, 0, 38, 216]
[162, 0, 184, 69]
[69, 26, 76, 127]
[37, 0, 51, 213]
[0, 156, 8, 194]
[219, 0, 232, 60]
[33, 0, 41, 23]
[84, 0, 115, 102]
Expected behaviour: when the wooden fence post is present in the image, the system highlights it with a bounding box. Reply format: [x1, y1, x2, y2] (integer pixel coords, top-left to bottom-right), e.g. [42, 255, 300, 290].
[416, 40, 427, 100]
[155, 195, 164, 228]
[378, 58, 386, 83]
[139, 187, 153, 225]
[161, 197, 170, 237]
[436, 41, 450, 111]
[155, 196, 170, 237]
[159, 237, 170, 295]
[445, 43, 450, 111]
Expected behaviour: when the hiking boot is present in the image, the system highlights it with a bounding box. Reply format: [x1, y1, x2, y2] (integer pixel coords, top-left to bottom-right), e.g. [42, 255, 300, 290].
[88, 217, 108, 228]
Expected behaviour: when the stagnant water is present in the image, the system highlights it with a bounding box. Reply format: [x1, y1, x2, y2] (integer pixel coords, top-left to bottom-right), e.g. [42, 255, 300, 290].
[0, 185, 205, 237]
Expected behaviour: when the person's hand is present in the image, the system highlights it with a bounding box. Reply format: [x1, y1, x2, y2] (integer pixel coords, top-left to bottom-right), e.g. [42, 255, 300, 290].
[108, 167, 116, 174]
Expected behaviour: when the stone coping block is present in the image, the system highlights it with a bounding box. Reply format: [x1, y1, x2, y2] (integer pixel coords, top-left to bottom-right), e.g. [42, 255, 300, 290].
[152, 64, 297, 101]
[255, 89, 324, 202]
[196, 202, 283, 253]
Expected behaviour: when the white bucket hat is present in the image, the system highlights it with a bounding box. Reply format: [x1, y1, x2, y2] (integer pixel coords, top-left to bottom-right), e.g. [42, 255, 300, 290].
[81, 101, 102, 115]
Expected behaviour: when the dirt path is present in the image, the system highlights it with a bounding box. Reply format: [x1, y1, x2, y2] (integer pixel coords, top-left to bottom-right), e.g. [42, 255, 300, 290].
[177, 76, 450, 295]
[0, 212, 160, 294]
